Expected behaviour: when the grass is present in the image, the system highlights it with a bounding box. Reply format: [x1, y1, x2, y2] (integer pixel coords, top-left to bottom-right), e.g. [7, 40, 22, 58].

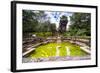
[28, 42, 87, 59]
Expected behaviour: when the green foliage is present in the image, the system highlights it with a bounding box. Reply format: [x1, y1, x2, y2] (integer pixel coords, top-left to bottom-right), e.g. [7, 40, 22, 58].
[66, 13, 91, 36]
[50, 23, 57, 36]
[23, 10, 38, 33]
[23, 10, 56, 37]
[59, 15, 68, 33]
[60, 15, 68, 21]
[23, 10, 90, 37]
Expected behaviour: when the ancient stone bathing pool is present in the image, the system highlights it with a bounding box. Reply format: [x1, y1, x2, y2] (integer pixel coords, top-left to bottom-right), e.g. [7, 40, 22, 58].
[23, 42, 90, 63]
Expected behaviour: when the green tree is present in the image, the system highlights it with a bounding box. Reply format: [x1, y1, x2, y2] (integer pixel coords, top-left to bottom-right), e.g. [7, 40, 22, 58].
[50, 23, 56, 36]
[23, 10, 38, 33]
[69, 13, 91, 36]
[59, 15, 68, 33]
[23, 10, 57, 37]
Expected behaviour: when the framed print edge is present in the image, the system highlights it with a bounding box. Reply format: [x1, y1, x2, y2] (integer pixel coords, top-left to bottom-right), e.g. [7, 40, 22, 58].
[11, 1, 98, 72]
[96, 6, 98, 67]
[11, 1, 17, 72]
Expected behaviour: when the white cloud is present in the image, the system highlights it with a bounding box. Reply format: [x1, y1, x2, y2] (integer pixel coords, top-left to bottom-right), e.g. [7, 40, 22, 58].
[45, 11, 72, 29]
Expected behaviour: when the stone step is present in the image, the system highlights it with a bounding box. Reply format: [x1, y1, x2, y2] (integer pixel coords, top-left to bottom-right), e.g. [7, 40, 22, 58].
[23, 48, 36, 57]
[80, 46, 91, 54]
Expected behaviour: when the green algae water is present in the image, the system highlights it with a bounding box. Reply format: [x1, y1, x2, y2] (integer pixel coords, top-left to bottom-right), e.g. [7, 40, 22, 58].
[28, 42, 87, 59]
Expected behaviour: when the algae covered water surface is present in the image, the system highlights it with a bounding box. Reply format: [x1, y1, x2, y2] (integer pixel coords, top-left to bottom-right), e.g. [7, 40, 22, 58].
[28, 42, 87, 58]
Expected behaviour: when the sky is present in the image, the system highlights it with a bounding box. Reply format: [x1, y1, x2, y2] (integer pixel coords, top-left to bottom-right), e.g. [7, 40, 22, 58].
[45, 11, 73, 30]
[32, 10, 73, 30]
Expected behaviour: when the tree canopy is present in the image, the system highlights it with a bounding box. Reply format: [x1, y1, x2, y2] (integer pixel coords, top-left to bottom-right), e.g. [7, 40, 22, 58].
[23, 10, 57, 37]
[59, 15, 68, 33]
[66, 13, 91, 36]
[23, 10, 91, 37]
